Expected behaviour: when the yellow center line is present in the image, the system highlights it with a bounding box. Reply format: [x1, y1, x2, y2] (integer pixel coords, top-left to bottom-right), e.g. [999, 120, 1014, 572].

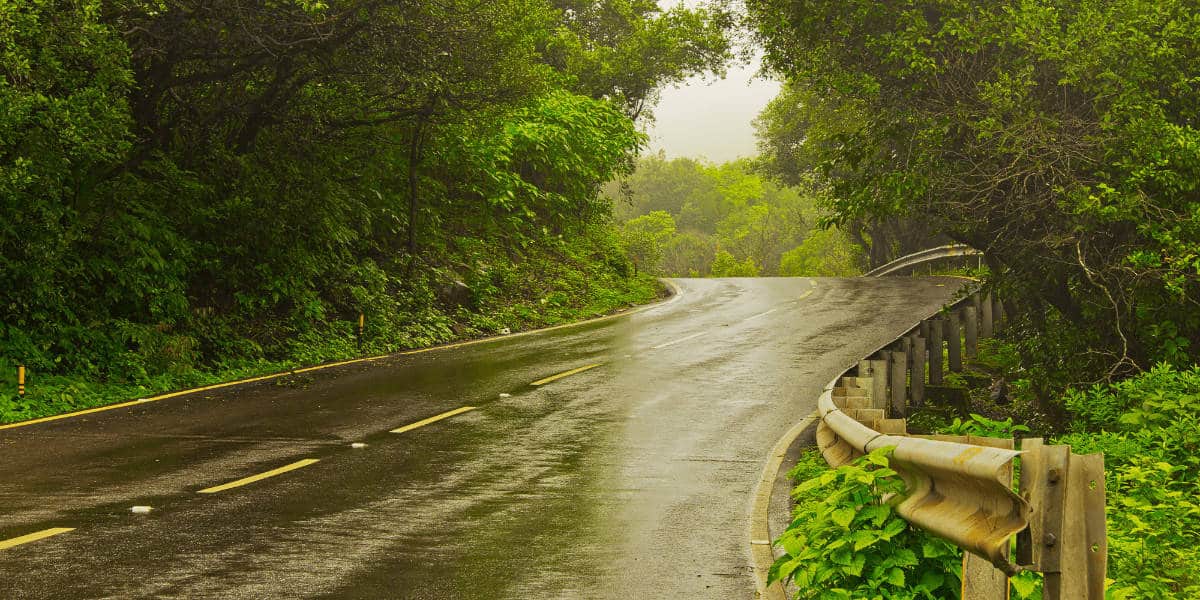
[531, 363, 603, 386]
[0, 527, 75, 551]
[798, 288, 815, 300]
[198, 458, 320, 494]
[390, 406, 477, 434]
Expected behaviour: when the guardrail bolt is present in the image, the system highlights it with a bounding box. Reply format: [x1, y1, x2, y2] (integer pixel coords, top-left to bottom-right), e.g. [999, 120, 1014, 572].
[1048, 468, 1061, 484]
[1044, 533, 1057, 547]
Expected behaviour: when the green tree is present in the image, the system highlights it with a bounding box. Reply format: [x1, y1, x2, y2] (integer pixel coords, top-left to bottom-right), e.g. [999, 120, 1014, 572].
[779, 228, 863, 277]
[746, 0, 1200, 379]
[621, 210, 676, 275]
[709, 249, 759, 277]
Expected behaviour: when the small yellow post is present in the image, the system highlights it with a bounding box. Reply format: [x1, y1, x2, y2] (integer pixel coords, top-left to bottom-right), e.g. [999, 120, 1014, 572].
[357, 313, 365, 350]
[17, 365, 26, 397]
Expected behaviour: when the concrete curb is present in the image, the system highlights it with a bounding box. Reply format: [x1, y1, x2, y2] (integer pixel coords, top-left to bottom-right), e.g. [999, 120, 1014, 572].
[749, 412, 819, 599]
[1, 279, 684, 431]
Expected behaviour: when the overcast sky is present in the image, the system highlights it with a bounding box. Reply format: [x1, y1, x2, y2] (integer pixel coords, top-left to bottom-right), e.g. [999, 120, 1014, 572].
[643, 1, 780, 163]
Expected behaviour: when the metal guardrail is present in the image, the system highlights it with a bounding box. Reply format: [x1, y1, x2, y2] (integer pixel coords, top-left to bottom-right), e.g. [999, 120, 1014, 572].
[864, 244, 982, 277]
[812, 289, 1107, 599]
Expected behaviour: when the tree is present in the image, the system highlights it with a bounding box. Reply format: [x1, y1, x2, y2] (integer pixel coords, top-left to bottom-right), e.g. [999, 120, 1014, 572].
[746, 0, 1200, 378]
[621, 210, 676, 274]
[779, 228, 863, 277]
[709, 250, 759, 277]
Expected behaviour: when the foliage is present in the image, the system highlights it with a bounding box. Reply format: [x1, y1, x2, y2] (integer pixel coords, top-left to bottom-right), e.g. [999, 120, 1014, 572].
[621, 211, 676, 275]
[0, 0, 730, 421]
[1056, 364, 1200, 597]
[940, 413, 1029, 438]
[609, 155, 864, 276]
[709, 250, 759, 277]
[779, 227, 863, 277]
[746, 0, 1200, 380]
[770, 447, 962, 599]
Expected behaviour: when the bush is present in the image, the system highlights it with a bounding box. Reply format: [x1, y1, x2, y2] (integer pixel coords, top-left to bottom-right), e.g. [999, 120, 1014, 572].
[770, 447, 962, 598]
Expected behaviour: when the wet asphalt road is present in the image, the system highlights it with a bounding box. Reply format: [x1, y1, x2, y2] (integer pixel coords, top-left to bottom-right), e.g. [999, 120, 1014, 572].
[0, 277, 960, 599]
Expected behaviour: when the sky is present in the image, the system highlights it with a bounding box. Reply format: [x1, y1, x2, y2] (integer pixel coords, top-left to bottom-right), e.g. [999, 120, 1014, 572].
[643, 1, 781, 163]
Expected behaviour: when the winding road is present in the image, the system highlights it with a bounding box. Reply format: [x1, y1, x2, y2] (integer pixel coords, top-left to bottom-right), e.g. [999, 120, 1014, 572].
[0, 277, 959, 599]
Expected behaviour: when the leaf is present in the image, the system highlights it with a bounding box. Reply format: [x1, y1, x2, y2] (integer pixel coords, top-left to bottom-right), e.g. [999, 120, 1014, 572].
[884, 567, 905, 587]
[831, 507, 855, 528]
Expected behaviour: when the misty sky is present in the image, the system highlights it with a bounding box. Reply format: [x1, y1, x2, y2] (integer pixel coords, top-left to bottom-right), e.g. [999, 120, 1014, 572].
[643, 1, 781, 163]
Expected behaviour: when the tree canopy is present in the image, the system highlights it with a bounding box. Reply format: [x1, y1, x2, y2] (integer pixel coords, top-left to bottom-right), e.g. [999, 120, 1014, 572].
[0, 0, 732, 408]
[746, 0, 1200, 378]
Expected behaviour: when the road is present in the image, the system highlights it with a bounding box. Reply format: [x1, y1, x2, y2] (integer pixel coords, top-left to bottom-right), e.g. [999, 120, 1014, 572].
[0, 277, 959, 599]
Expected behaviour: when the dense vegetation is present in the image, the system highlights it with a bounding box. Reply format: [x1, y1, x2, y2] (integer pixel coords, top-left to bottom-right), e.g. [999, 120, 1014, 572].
[0, 0, 731, 420]
[608, 155, 863, 277]
[744, 0, 1200, 596]
[747, 0, 1200, 382]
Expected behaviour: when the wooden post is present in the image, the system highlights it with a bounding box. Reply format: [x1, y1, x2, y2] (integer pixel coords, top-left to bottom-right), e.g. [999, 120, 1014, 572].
[927, 318, 944, 384]
[889, 350, 907, 418]
[870, 359, 889, 411]
[946, 312, 962, 372]
[910, 336, 926, 407]
[981, 294, 994, 338]
[963, 306, 978, 358]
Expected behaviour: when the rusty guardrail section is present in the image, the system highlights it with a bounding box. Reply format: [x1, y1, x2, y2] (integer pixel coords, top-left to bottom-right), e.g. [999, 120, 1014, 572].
[863, 244, 982, 277]
[811, 285, 1107, 599]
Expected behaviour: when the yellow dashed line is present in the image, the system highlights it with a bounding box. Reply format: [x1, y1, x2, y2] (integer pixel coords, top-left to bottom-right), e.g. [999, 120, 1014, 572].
[531, 363, 603, 386]
[197, 458, 320, 494]
[0, 527, 74, 551]
[390, 406, 477, 434]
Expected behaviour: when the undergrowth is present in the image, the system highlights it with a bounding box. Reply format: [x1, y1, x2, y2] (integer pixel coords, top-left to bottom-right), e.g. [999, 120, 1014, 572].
[0, 236, 662, 424]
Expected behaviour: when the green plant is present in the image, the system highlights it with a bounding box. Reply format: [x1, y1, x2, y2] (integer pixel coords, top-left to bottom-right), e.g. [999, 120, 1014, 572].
[770, 447, 962, 598]
[942, 413, 1030, 438]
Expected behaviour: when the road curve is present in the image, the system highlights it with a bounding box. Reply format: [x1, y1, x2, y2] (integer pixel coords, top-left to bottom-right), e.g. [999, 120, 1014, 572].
[0, 277, 960, 599]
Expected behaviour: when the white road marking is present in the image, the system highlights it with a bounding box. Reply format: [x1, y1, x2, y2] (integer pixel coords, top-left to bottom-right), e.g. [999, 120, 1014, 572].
[742, 308, 778, 322]
[651, 331, 708, 350]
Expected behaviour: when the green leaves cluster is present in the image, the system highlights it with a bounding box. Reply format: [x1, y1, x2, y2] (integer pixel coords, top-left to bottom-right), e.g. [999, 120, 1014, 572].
[1057, 364, 1200, 597]
[0, 0, 730, 417]
[770, 447, 962, 599]
[747, 0, 1200, 379]
[609, 155, 864, 277]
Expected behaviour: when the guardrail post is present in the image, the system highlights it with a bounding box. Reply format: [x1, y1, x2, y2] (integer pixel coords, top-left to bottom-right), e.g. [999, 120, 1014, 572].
[1017, 439, 1107, 600]
[946, 312, 962, 372]
[859, 359, 888, 410]
[888, 350, 907, 418]
[981, 294, 994, 338]
[963, 306, 978, 358]
[870, 359, 888, 411]
[910, 335, 926, 407]
[927, 318, 944, 384]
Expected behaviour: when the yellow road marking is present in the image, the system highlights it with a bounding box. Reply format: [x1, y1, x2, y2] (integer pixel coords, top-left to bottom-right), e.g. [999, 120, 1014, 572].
[0, 527, 74, 551]
[390, 406, 477, 434]
[798, 288, 815, 300]
[198, 458, 320, 494]
[531, 363, 603, 386]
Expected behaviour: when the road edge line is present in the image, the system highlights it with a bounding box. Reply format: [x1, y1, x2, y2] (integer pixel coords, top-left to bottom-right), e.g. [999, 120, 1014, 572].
[749, 412, 818, 600]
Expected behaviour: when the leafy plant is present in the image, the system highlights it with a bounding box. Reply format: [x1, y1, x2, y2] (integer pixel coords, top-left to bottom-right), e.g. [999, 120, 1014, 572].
[770, 447, 962, 598]
[942, 413, 1030, 438]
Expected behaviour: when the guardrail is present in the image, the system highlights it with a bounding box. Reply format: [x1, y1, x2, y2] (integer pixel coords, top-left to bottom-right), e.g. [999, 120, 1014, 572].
[813, 289, 1107, 599]
[864, 244, 982, 277]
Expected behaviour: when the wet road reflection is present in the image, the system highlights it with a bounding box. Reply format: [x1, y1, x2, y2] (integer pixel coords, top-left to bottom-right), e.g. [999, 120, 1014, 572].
[0, 277, 961, 599]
